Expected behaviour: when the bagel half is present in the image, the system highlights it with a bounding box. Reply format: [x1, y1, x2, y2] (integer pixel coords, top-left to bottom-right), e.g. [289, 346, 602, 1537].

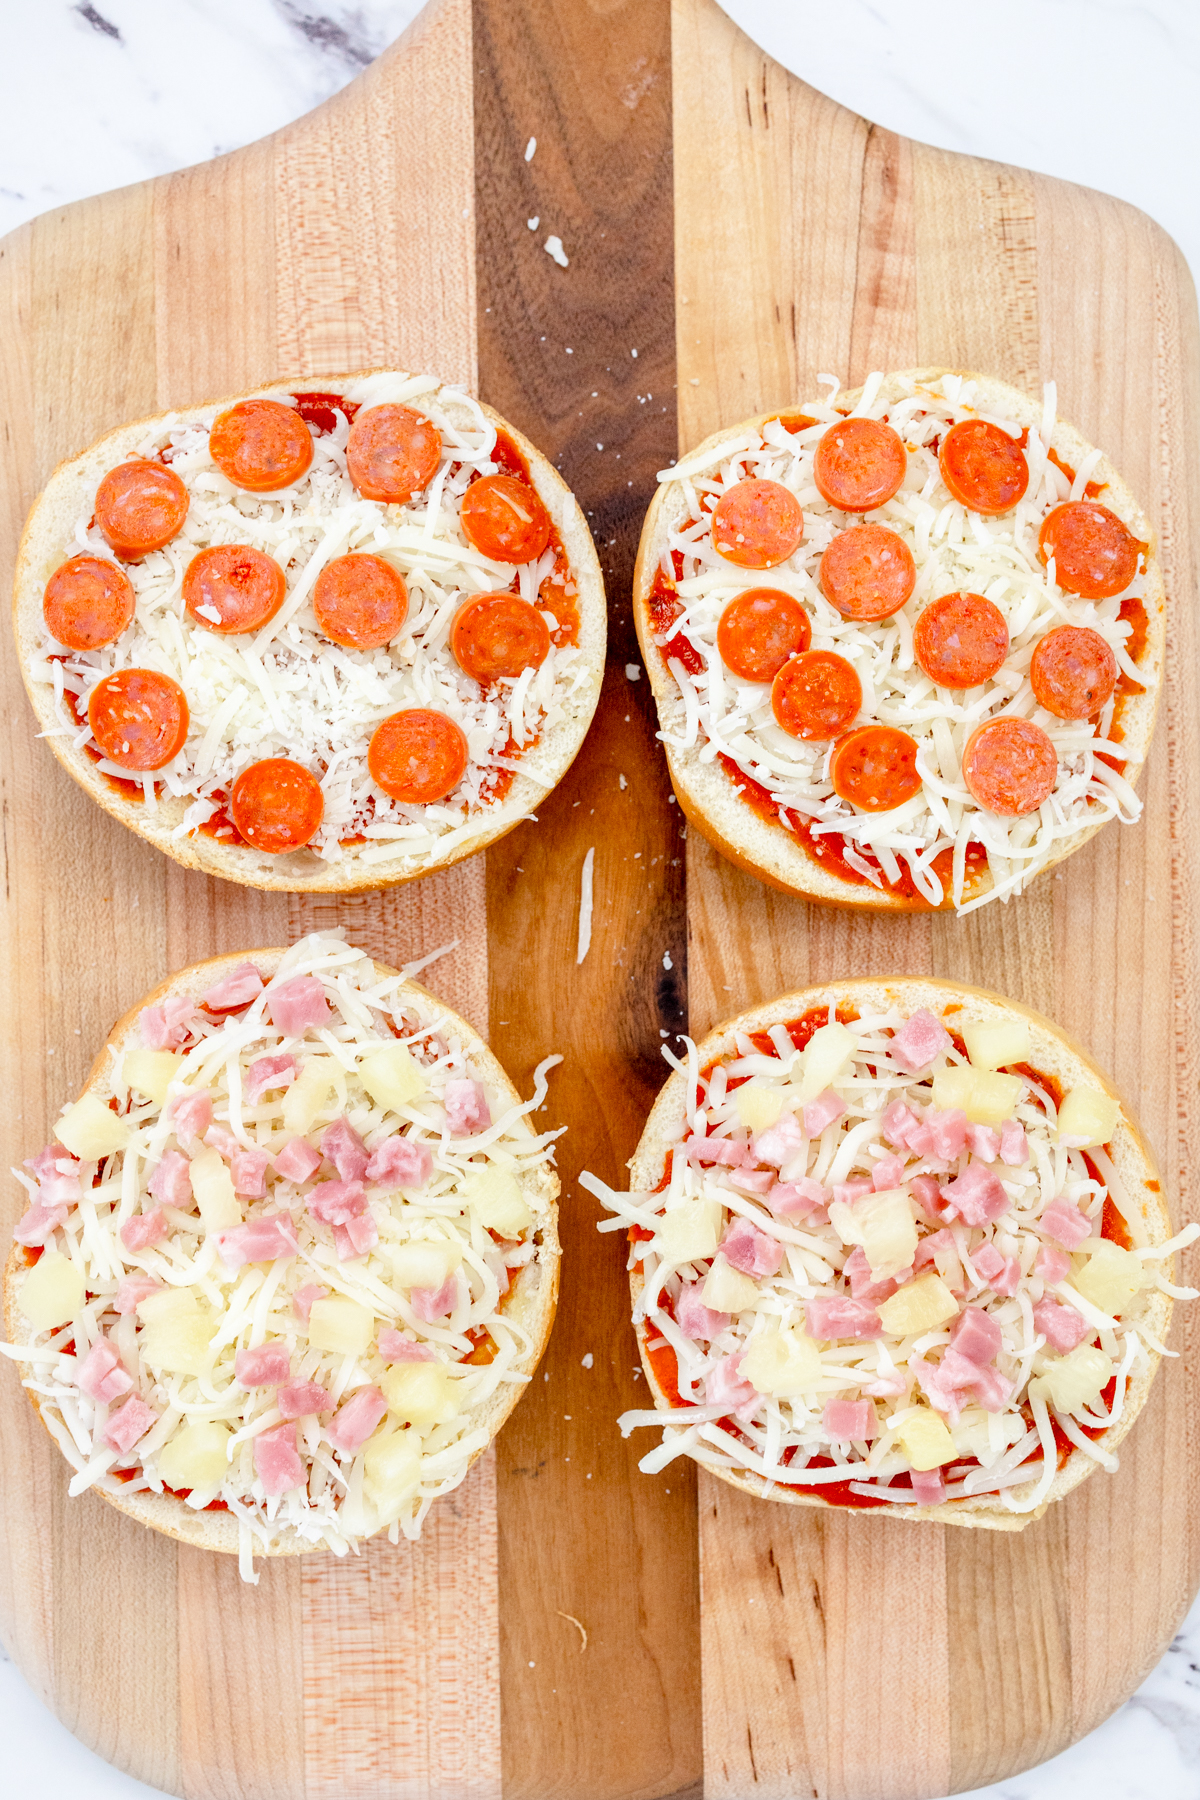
[14, 369, 606, 893]
[610, 978, 1177, 1529]
[3, 935, 560, 1565]
[634, 369, 1165, 913]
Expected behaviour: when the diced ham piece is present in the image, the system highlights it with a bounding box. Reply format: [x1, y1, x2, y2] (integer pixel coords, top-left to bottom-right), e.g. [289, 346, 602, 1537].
[965, 1124, 1001, 1163]
[903, 1120, 935, 1157]
[806, 1296, 881, 1340]
[685, 1134, 747, 1168]
[920, 1348, 1012, 1421]
[915, 1356, 970, 1424]
[971, 1242, 1005, 1283]
[327, 1385, 388, 1455]
[802, 1090, 845, 1137]
[832, 1180, 873, 1207]
[1040, 1198, 1092, 1250]
[254, 1422, 305, 1497]
[293, 1283, 327, 1322]
[890, 1009, 951, 1074]
[77, 1336, 133, 1404]
[1036, 1245, 1072, 1285]
[843, 1245, 901, 1305]
[365, 1133, 432, 1189]
[909, 1174, 947, 1220]
[214, 1212, 299, 1270]
[949, 1306, 1001, 1366]
[25, 1144, 79, 1184]
[910, 1468, 947, 1504]
[231, 1148, 270, 1197]
[204, 1124, 239, 1159]
[752, 1113, 806, 1168]
[120, 1209, 168, 1252]
[444, 1079, 491, 1135]
[727, 1167, 776, 1195]
[308, 1178, 366, 1225]
[1033, 1297, 1091, 1353]
[13, 1200, 69, 1246]
[103, 1394, 157, 1454]
[278, 1381, 331, 1420]
[958, 1356, 1013, 1413]
[170, 1091, 212, 1144]
[882, 1101, 922, 1151]
[377, 1329, 436, 1363]
[323, 1116, 368, 1182]
[334, 1212, 379, 1260]
[999, 1120, 1029, 1166]
[202, 962, 264, 1011]
[720, 1215, 784, 1279]
[274, 1136, 323, 1183]
[940, 1161, 1010, 1227]
[766, 1177, 828, 1220]
[412, 1275, 458, 1321]
[822, 1399, 876, 1440]
[926, 1108, 968, 1162]
[989, 1254, 1022, 1297]
[139, 996, 196, 1051]
[871, 1154, 907, 1191]
[235, 1343, 291, 1386]
[674, 1282, 729, 1341]
[704, 1351, 757, 1416]
[148, 1149, 192, 1207]
[115, 1276, 161, 1314]
[268, 977, 331, 1036]
[245, 1054, 297, 1104]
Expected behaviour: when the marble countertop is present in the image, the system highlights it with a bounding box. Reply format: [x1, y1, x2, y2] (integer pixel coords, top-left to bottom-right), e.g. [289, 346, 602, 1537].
[2, 4, 1198, 1798]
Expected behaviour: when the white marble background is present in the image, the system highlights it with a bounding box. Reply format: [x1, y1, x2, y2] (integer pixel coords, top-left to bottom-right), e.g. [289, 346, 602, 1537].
[2, 4, 1199, 1798]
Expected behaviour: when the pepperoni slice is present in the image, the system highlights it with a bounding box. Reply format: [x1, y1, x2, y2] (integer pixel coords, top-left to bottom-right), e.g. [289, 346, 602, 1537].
[830, 726, 922, 812]
[819, 525, 916, 620]
[346, 404, 442, 502]
[183, 545, 286, 635]
[312, 554, 408, 651]
[43, 556, 135, 651]
[716, 589, 811, 682]
[913, 591, 1009, 689]
[962, 718, 1058, 816]
[771, 649, 862, 740]
[1029, 625, 1118, 720]
[451, 594, 551, 682]
[711, 479, 804, 569]
[368, 710, 469, 804]
[209, 399, 314, 493]
[938, 420, 1029, 515]
[87, 669, 189, 771]
[1038, 501, 1141, 599]
[94, 460, 189, 560]
[813, 417, 907, 513]
[460, 475, 551, 564]
[229, 759, 323, 853]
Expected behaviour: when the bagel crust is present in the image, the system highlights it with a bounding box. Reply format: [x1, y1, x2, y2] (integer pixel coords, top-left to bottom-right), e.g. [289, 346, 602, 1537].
[3, 939, 560, 1563]
[634, 369, 1165, 913]
[13, 370, 606, 893]
[609, 978, 1178, 1529]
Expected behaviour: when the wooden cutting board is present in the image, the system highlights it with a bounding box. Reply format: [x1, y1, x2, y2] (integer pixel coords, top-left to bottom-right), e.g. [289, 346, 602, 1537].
[0, 2, 1196, 1796]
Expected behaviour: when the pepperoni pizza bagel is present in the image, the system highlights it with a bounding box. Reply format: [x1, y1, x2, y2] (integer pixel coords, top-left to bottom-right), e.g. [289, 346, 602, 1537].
[634, 370, 1164, 914]
[2, 932, 561, 1577]
[589, 981, 1194, 1529]
[15, 373, 605, 891]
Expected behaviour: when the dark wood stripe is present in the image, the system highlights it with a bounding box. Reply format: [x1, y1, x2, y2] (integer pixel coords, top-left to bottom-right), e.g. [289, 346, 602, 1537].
[473, 2, 700, 1794]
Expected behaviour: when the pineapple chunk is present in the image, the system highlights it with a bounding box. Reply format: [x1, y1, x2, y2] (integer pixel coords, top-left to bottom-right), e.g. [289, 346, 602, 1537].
[188, 1145, 242, 1232]
[122, 1049, 181, 1107]
[1030, 1343, 1113, 1414]
[363, 1427, 423, 1502]
[742, 1327, 821, 1395]
[137, 1288, 215, 1375]
[358, 1043, 427, 1113]
[655, 1200, 723, 1265]
[931, 1064, 975, 1115]
[462, 1165, 532, 1238]
[827, 1201, 861, 1248]
[962, 1019, 1031, 1072]
[391, 1240, 464, 1289]
[734, 1082, 784, 1134]
[857, 1188, 918, 1281]
[798, 1021, 857, 1103]
[894, 1407, 957, 1471]
[1072, 1239, 1148, 1315]
[931, 1064, 1022, 1127]
[282, 1057, 340, 1136]
[1057, 1084, 1120, 1148]
[307, 1295, 374, 1357]
[876, 1272, 958, 1337]
[56, 1092, 130, 1160]
[381, 1361, 462, 1427]
[18, 1250, 85, 1330]
[158, 1421, 231, 1490]
[701, 1256, 761, 1313]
